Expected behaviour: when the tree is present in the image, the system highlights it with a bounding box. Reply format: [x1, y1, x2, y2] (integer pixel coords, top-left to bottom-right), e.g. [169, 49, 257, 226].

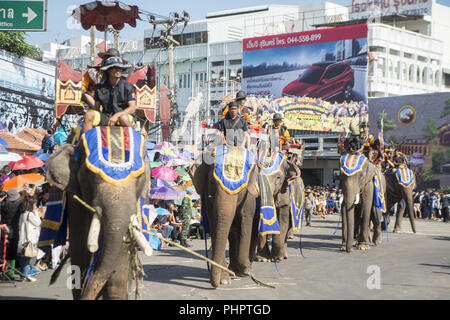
[422, 115, 439, 141]
[0, 31, 41, 59]
[377, 111, 396, 132]
[440, 98, 450, 119]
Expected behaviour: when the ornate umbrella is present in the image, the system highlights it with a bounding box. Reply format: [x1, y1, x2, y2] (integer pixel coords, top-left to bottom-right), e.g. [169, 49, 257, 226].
[32, 152, 51, 162]
[0, 152, 22, 162]
[72, 1, 141, 43]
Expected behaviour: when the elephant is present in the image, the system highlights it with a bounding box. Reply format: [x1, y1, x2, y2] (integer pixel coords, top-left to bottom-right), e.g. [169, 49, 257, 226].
[45, 126, 151, 300]
[383, 167, 417, 234]
[188, 146, 262, 288]
[340, 152, 380, 252]
[255, 156, 303, 262]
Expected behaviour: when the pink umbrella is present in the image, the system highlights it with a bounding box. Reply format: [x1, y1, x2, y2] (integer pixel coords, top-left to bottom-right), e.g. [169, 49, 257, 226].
[152, 166, 177, 181]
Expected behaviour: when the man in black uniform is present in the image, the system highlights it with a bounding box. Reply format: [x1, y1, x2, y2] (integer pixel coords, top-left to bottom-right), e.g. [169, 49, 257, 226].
[83, 56, 136, 133]
[218, 101, 249, 148]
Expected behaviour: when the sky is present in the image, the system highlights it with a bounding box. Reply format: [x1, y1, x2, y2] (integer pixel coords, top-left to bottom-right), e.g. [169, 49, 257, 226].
[25, 0, 448, 47]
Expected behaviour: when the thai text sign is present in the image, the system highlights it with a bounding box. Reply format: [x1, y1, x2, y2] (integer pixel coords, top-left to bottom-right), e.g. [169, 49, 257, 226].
[0, 0, 46, 31]
[349, 0, 433, 20]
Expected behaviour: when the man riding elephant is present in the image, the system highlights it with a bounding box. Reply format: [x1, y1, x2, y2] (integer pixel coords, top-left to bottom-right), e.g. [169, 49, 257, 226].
[83, 56, 136, 133]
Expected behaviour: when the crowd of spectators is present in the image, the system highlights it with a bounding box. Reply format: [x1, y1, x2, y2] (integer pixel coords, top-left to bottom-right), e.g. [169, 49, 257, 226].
[412, 190, 449, 222]
[304, 185, 343, 226]
[0, 164, 66, 282]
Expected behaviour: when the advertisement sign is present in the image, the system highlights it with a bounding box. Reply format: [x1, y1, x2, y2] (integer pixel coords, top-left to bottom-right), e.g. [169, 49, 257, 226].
[368, 92, 450, 189]
[243, 24, 368, 104]
[349, 0, 433, 20]
[243, 24, 368, 133]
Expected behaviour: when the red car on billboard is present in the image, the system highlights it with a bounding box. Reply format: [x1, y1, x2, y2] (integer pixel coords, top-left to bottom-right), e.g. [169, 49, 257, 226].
[282, 61, 354, 101]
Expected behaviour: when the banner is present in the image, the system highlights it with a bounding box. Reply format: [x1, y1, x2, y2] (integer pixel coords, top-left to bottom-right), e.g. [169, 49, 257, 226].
[242, 24, 368, 106]
[349, 0, 433, 20]
[247, 95, 367, 132]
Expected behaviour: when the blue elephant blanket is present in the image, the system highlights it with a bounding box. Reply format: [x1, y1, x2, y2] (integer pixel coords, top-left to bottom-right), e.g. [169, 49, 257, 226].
[340, 153, 367, 176]
[394, 166, 414, 188]
[81, 126, 146, 186]
[213, 145, 255, 195]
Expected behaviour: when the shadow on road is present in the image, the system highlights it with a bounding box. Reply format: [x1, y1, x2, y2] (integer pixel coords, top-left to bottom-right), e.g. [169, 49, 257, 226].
[142, 264, 213, 290]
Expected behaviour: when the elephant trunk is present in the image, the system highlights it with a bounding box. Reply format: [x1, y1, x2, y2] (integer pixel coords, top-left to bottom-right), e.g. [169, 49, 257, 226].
[81, 194, 135, 300]
[211, 193, 238, 288]
[404, 189, 416, 233]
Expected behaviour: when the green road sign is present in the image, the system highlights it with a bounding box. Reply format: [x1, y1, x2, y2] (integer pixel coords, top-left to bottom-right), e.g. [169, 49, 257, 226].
[0, 0, 47, 31]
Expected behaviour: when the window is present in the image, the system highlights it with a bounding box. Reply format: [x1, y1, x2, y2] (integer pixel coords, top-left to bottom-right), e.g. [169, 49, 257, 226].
[212, 61, 224, 67]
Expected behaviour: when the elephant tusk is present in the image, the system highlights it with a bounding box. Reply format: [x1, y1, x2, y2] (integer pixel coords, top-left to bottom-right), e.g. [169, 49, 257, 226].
[131, 215, 153, 257]
[354, 193, 360, 205]
[87, 212, 101, 253]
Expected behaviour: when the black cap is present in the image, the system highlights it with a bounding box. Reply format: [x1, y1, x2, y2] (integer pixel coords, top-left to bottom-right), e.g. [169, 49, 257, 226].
[273, 113, 282, 121]
[228, 101, 238, 109]
[235, 90, 246, 101]
[98, 48, 121, 59]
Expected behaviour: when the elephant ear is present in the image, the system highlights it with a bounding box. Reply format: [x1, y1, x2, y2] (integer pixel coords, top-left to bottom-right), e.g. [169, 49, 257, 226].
[286, 160, 300, 183]
[46, 144, 80, 194]
[188, 153, 209, 195]
[137, 156, 151, 199]
[247, 163, 260, 197]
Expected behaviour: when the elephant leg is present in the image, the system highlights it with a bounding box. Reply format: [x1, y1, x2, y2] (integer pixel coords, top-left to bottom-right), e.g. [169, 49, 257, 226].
[67, 198, 93, 300]
[272, 205, 290, 261]
[393, 201, 405, 233]
[233, 196, 256, 276]
[255, 234, 271, 262]
[356, 184, 373, 250]
[340, 205, 347, 251]
[371, 207, 382, 245]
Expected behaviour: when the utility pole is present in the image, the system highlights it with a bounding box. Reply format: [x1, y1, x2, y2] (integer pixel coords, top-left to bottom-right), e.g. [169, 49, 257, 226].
[147, 11, 190, 141]
[90, 26, 95, 65]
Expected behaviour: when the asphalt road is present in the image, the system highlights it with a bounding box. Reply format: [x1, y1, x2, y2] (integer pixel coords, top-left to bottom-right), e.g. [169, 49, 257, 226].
[1, 214, 449, 301]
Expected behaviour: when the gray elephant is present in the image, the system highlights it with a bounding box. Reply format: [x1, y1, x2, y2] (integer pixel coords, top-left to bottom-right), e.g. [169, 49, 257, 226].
[383, 166, 416, 234]
[255, 155, 303, 262]
[340, 152, 380, 252]
[46, 126, 150, 300]
[188, 146, 262, 288]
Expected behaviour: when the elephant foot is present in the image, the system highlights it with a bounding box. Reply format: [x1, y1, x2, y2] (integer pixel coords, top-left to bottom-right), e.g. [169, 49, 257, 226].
[393, 228, 402, 234]
[373, 233, 382, 245]
[339, 244, 346, 251]
[356, 243, 371, 250]
[220, 278, 232, 285]
[255, 255, 270, 263]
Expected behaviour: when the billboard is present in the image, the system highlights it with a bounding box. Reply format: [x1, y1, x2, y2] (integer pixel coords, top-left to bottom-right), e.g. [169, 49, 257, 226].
[368, 92, 450, 189]
[349, 0, 433, 20]
[242, 24, 368, 132]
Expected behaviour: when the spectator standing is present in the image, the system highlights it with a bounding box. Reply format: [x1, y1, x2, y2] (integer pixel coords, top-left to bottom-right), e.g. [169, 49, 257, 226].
[17, 197, 42, 281]
[421, 192, 432, 219]
[440, 193, 449, 223]
[41, 129, 56, 154]
[180, 187, 195, 247]
[432, 194, 441, 220]
[304, 188, 315, 226]
[168, 203, 182, 243]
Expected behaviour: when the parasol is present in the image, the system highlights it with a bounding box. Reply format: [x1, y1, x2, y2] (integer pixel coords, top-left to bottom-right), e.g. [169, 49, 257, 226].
[2, 173, 45, 191]
[151, 178, 174, 189]
[149, 161, 164, 168]
[152, 166, 177, 181]
[145, 141, 155, 150]
[150, 186, 185, 201]
[0, 137, 8, 146]
[54, 129, 68, 146]
[155, 207, 171, 216]
[72, 1, 141, 43]
[0, 152, 22, 162]
[167, 158, 187, 167]
[154, 141, 174, 150]
[32, 152, 51, 162]
[9, 155, 45, 171]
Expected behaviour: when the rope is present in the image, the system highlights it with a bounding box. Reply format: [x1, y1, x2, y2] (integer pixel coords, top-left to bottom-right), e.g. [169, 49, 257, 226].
[333, 215, 341, 235]
[384, 218, 389, 242]
[250, 273, 276, 289]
